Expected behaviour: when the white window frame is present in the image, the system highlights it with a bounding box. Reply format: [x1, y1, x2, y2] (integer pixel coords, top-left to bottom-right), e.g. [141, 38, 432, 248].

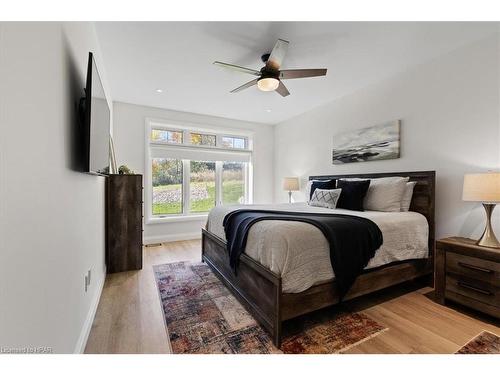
[145, 118, 254, 224]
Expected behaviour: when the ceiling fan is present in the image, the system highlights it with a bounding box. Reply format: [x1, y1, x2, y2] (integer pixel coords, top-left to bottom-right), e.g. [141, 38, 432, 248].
[213, 39, 327, 97]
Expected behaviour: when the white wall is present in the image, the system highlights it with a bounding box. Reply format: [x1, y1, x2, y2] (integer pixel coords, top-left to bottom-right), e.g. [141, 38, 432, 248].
[112, 102, 274, 243]
[274, 33, 500, 239]
[0, 22, 112, 353]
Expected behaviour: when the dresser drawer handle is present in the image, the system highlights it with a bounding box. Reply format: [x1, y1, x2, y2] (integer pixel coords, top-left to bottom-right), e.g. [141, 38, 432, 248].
[457, 262, 494, 274]
[457, 281, 493, 296]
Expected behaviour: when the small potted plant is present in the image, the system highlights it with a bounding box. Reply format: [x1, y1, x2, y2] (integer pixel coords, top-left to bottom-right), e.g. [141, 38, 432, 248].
[118, 165, 135, 175]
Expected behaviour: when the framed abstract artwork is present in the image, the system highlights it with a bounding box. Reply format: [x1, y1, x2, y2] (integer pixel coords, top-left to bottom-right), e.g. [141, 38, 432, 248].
[332, 120, 400, 164]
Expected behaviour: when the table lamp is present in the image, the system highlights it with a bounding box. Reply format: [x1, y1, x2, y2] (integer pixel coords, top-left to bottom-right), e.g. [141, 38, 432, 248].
[283, 177, 299, 203]
[463, 172, 500, 249]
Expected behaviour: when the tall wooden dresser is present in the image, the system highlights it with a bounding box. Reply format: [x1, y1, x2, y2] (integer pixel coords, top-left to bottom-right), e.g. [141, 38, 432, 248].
[106, 174, 143, 273]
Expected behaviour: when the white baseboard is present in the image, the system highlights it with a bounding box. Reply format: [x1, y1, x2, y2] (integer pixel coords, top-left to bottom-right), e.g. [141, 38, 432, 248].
[144, 231, 201, 245]
[73, 267, 106, 354]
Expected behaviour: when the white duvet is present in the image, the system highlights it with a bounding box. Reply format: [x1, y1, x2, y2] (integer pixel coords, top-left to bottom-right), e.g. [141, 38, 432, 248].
[206, 202, 429, 293]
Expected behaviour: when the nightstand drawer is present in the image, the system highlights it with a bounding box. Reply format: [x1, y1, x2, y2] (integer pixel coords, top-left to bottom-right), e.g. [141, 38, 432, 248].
[446, 252, 500, 286]
[445, 290, 500, 319]
[446, 274, 499, 307]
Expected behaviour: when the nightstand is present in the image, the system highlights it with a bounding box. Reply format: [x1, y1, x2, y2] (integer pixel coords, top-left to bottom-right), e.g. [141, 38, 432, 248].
[435, 237, 499, 318]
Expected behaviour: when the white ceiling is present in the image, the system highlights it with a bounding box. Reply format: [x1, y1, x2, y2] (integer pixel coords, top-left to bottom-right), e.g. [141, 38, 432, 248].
[95, 22, 497, 125]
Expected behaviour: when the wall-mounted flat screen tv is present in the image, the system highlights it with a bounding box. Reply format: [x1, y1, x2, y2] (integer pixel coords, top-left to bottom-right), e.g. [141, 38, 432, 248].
[82, 52, 110, 176]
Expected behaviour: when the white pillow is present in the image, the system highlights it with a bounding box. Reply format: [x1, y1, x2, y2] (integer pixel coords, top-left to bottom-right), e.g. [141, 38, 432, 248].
[342, 176, 409, 212]
[308, 188, 342, 209]
[365, 176, 409, 212]
[401, 181, 417, 212]
[305, 180, 313, 201]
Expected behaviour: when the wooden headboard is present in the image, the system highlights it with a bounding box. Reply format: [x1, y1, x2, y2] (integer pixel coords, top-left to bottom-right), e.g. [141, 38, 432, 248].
[309, 170, 436, 256]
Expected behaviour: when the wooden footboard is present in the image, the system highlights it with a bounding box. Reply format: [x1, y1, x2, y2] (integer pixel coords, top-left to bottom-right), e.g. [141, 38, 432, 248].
[202, 229, 283, 346]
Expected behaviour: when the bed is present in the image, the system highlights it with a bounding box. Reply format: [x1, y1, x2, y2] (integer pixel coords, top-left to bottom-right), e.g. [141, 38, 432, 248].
[201, 171, 435, 346]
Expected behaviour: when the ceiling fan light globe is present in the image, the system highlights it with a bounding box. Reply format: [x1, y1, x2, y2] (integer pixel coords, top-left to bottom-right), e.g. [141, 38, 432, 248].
[257, 78, 279, 92]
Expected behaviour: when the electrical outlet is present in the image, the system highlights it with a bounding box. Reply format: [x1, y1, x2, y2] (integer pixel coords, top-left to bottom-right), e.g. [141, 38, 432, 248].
[84, 269, 92, 293]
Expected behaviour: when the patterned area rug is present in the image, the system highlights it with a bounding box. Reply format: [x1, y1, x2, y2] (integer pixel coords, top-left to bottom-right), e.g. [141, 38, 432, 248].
[456, 331, 500, 354]
[154, 261, 387, 354]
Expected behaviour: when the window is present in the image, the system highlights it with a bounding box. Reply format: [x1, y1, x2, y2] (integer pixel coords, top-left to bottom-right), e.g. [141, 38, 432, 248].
[146, 121, 252, 220]
[221, 136, 246, 149]
[151, 129, 183, 144]
[190, 132, 216, 147]
[222, 162, 245, 205]
[190, 161, 216, 213]
[151, 158, 183, 215]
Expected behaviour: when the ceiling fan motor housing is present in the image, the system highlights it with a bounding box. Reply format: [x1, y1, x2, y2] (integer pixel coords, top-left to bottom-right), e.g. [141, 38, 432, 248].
[259, 66, 280, 80]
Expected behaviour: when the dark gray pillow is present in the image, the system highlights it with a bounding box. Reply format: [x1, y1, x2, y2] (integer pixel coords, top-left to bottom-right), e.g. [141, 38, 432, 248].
[336, 179, 370, 211]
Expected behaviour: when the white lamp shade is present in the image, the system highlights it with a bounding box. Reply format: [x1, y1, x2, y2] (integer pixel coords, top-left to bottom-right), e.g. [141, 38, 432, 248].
[463, 173, 500, 203]
[283, 177, 299, 191]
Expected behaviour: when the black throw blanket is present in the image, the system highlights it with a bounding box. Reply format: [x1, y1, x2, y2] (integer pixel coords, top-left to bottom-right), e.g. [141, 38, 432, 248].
[222, 209, 383, 299]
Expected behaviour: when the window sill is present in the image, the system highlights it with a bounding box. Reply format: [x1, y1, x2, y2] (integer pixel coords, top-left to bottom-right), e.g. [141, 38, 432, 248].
[146, 214, 208, 224]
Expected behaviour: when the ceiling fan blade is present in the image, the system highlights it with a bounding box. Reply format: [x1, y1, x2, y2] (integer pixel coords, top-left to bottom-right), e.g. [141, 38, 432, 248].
[213, 61, 261, 76]
[230, 78, 259, 93]
[280, 69, 327, 79]
[266, 39, 289, 71]
[275, 81, 290, 97]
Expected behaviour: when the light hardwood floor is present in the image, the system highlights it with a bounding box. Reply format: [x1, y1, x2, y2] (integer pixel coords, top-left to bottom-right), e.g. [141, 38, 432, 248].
[84, 240, 499, 354]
